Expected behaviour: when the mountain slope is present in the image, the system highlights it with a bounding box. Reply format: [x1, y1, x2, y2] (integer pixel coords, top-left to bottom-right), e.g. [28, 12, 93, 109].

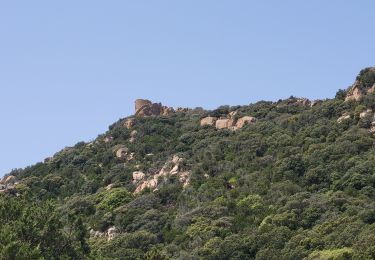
[1, 68, 375, 259]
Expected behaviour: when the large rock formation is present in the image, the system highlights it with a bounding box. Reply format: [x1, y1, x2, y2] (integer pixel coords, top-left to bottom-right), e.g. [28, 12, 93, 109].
[134, 155, 191, 194]
[236, 116, 257, 128]
[134, 99, 177, 117]
[0, 175, 16, 185]
[0, 175, 18, 194]
[216, 119, 236, 130]
[200, 116, 217, 126]
[200, 113, 256, 130]
[345, 83, 363, 102]
[345, 67, 375, 102]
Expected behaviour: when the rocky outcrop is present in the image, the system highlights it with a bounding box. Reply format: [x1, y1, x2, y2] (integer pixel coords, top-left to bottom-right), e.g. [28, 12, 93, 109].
[134, 155, 191, 194]
[310, 100, 323, 107]
[360, 109, 373, 119]
[277, 98, 312, 108]
[370, 121, 375, 134]
[0, 175, 18, 194]
[0, 175, 16, 185]
[134, 99, 178, 117]
[162, 107, 175, 116]
[345, 68, 375, 102]
[236, 116, 257, 129]
[176, 107, 190, 113]
[368, 83, 375, 94]
[89, 226, 118, 241]
[116, 147, 129, 159]
[296, 98, 311, 107]
[345, 83, 364, 102]
[200, 116, 217, 126]
[132, 171, 145, 182]
[124, 118, 135, 129]
[129, 130, 137, 143]
[201, 113, 257, 130]
[216, 119, 236, 130]
[107, 227, 118, 241]
[337, 113, 351, 123]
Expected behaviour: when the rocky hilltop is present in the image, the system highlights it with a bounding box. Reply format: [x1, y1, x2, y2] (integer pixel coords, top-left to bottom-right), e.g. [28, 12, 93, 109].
[3, 68, 375, 259]
[345, 67, 375, 102]
[134, 99, 189, 117]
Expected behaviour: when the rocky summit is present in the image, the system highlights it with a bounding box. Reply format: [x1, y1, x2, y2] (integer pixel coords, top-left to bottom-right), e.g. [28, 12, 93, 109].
[3, 68, 375, 259]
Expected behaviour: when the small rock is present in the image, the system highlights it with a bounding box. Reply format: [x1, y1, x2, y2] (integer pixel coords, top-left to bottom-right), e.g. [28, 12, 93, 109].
[105, 184, 115, 190]
[107, 227, 118, 241]
[228, 111, 238, 118]
[116, 148, 128, 159]
[124, 118, 135, 129]
[104, 136, 113, 143]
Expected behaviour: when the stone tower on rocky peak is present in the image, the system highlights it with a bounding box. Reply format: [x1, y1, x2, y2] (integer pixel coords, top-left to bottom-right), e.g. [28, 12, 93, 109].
[134, 99, 176, 117]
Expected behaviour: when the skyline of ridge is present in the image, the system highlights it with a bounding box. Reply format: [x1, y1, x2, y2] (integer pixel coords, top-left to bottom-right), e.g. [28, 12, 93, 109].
[1, 1, 375, 175]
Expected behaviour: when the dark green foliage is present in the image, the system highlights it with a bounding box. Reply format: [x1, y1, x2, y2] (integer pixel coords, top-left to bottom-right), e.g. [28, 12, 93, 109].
[4, 78, 375, 258]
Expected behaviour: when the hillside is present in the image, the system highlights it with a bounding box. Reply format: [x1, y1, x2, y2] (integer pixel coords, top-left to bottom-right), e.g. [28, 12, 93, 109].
[1, 68, 375, 259]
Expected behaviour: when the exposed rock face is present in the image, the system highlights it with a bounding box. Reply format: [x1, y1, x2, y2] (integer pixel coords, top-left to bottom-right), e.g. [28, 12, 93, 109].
[277, 98, 312, 108]
[0, 175, 18, 194]
[345, 68, 375, 102]
[200, 116, 217, 126]
[337, 113, 351, 123]
[310, 100, 323, 107]
[345, 83, 363, 102]
[200, 113, 257, 130]
[124, 118, 135, 129]
[370, 121, 375, 134]
[134, 155, 191, 194]
[0, 175, 16, 185]
[132, 171, 145, 182]
[89, 226, 118, 241]
[228, 111, 238, 118]
[236, 116, 257, 129]
[130, 130, 137, 143]
[127, 152, 135, 161]
[368, 83, 375, 94]
[134, 99, 177, 117]
[116, 147, 129, 159]
[107, 227, 118, 241]
[162, 107, 175, 116]
[176, 107, 190, 113]
[296, 98, 311, 107]
[135, 99, 152, 113]
[360, 109, 373, 119]
[216, 119, 236, 130]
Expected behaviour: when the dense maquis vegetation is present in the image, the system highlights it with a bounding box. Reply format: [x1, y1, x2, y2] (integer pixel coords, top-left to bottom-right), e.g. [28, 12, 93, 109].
[2, 69, 375, 259]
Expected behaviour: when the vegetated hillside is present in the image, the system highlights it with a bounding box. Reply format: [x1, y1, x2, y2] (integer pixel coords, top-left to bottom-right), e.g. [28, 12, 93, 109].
[1, 68, 375, 259]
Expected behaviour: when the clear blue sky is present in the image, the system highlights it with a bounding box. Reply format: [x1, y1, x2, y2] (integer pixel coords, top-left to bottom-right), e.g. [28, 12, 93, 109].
[0, 1, 374, 176]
